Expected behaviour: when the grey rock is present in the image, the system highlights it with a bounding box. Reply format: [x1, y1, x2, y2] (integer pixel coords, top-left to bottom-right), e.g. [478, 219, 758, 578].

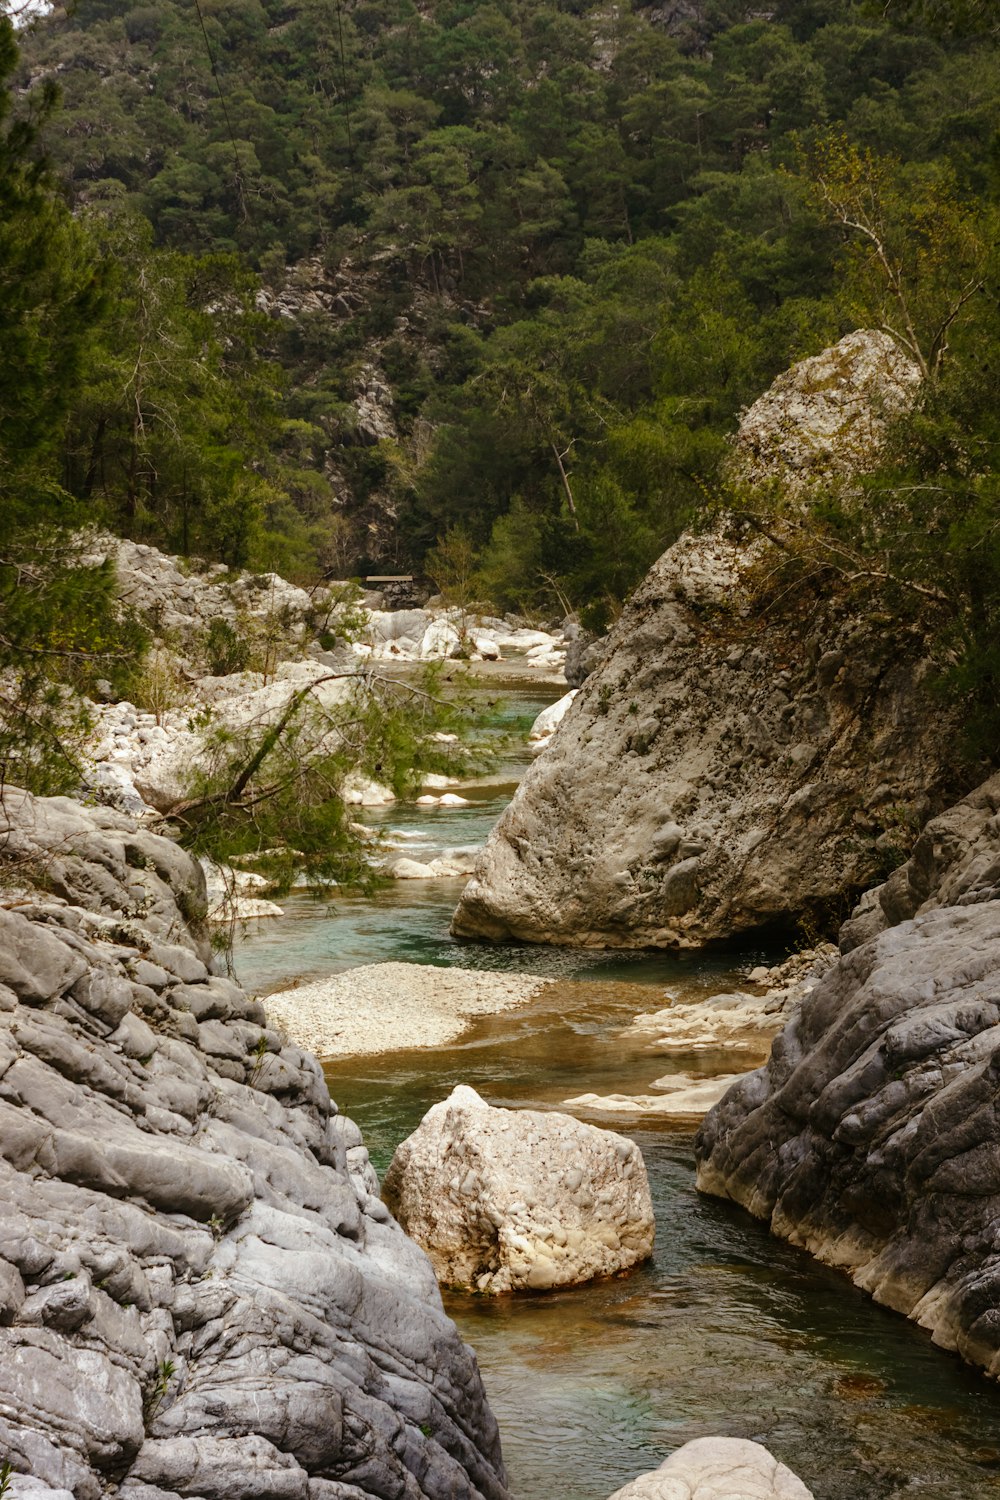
[564, 632, 608, 687]
[695, 901, 1000, 1378]
[453, 533, 956, 948]
[840, 768, 1000, 952]
[0, 789, 510, 1500]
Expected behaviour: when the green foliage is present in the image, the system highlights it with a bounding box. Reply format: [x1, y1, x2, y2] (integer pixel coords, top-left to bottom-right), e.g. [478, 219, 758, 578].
[0, 511, 147, 794]
[4, 0, 1000, 660]
[0, 21, 146, 794]
[203, 619, 252, 677]
[172, 665, 493, 895]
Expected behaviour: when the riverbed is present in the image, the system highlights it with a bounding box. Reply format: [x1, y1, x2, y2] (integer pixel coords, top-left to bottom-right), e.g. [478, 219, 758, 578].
[234, 673, 1000, 1500]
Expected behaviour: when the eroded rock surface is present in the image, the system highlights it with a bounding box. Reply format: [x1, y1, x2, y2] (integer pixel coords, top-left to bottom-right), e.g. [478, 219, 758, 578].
[840, 768, 1000, 952]
[733, 329, 920, 489]
[383, 1085, 654, 1293]
[606, 1437, 813, 1499]
[0, 791, 510, 1500]
[695, 898, 1000, 1378]
[452, 528, 957, 947]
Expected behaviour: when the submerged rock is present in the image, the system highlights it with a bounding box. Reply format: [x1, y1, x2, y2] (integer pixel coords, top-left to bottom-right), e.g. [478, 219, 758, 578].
[607, 1437, 813, 1499]
[0, 790, 510, 1500]
[382, 1084, 655, 1293]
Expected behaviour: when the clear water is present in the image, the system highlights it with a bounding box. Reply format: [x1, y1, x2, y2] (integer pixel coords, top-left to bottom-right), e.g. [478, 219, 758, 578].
[233, 676, 1000, 1500]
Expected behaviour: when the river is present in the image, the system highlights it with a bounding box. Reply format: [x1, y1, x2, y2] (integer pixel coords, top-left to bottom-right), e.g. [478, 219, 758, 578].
[234, 675, 1000, 1500]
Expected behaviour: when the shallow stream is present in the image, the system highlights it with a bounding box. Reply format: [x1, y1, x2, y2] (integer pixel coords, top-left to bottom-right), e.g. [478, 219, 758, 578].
[235, 675, 1000, 1500]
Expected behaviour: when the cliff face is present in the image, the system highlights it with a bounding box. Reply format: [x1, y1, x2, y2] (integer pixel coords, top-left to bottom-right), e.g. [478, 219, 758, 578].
[0, 789, 509, 1500]
[695, 864, 1000, 1379]
[452, 331, 948, 950]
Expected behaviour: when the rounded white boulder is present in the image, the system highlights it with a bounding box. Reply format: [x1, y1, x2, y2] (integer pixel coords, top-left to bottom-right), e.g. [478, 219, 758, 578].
[382, 1084, 655, 1293]
[606, 1437, 813, 1500]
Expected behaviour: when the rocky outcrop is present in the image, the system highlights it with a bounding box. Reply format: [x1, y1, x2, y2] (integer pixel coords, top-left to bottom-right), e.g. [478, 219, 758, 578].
[382, 1085, 654, 1293]
[695, 895, 1000, 1379]
[839, 768, 1000, 952]
[98, 537, 314, 654]
[606, 1437, 813, 1500]
[0, 790, 510, 1500]
[733, 329, 920, 489]
[452, 528, 958, 947]
[452, 330, 944, 949]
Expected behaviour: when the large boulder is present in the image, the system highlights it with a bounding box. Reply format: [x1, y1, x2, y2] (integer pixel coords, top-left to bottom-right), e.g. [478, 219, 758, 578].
[606, 1437, 813, 1500]
[695, 897, 1000, 1378]
[382, 1085, 655, 1293]
[451, 330, 943, 950]
[0, 791, 510, 1500]
[452, 527, 958, 947]
[733, 328, 920, 489]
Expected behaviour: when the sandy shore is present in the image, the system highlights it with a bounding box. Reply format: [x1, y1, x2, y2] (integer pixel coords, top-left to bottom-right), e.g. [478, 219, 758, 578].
[264, 961, 551, 1058]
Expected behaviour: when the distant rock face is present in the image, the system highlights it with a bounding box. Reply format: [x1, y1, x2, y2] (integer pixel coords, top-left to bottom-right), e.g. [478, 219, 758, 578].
[382, 1085, 655, 1293]
[452, 528, 958, 948]
[606, 1437, 813, 1500]
[0, 791, 510, 1500]
[695, 896, 1000, 1379]
[733, 329, 921, 489]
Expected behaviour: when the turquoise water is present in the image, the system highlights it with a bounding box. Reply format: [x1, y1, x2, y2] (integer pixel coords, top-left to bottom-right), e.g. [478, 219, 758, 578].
[234, 676, 1000, 1500]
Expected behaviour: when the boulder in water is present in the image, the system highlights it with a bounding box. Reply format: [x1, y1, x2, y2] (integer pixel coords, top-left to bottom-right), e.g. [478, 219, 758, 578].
[606, 1437, 813, 1499]
[382, 1084, 655, 1292]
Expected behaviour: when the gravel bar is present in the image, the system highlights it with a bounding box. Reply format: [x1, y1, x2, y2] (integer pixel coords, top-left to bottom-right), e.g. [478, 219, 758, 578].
[264, 960, 551, 1058]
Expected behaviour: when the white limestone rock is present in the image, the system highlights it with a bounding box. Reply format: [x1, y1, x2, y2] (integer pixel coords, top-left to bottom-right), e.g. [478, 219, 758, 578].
[606, 1437, 813, 1499]
[734, 329, 920, 489]
[420, 619, 462, 658]
[382, 1085, 655, 1293]
[528, 689, 577, 748]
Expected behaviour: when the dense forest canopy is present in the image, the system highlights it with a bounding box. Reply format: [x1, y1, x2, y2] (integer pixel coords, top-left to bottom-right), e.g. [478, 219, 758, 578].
[2, 0, 999, 649]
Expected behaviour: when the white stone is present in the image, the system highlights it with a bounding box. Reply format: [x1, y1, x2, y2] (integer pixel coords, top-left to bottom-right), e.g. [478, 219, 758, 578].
[342, 774, 396, 807]
[606, 1437, 813, 1499]
[419, 620, 462, 658]
[437, 792, 470, 807]
[382, 1085, 655, 1293]
[564, 1075, 745, 1121]
[528, 689, 577, 743]
[387, 857, 437, 879]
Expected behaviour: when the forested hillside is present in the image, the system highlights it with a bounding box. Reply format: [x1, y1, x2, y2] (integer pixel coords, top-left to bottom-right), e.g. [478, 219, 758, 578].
[5, 0, 1000, 653]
